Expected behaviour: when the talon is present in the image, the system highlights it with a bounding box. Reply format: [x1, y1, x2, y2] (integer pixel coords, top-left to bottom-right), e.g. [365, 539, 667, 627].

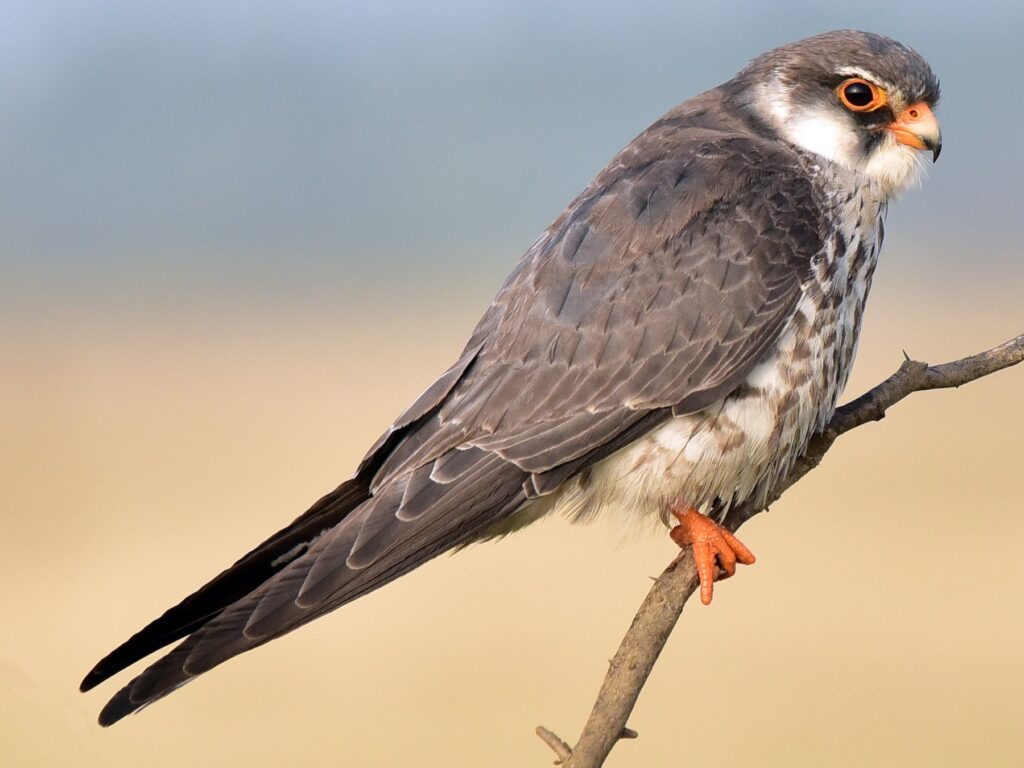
[669, 505, 755, 605]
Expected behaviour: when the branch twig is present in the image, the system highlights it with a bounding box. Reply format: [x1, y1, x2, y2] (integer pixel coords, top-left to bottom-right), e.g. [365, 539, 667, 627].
[535, 726, 573, 764]
[537, 333, 1024, 767]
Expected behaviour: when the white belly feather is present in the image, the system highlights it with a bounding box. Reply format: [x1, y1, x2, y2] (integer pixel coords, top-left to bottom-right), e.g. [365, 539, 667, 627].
[545, 292, 834, 529]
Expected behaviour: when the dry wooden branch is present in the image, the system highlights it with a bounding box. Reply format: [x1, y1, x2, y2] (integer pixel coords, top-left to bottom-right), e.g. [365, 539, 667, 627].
[536, 726, 574, 764]
[537, 332, 1024, 767]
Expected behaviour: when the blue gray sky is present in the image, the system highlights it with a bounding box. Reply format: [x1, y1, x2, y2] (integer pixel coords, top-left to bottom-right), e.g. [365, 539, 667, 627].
[4, 0, 1022, 319]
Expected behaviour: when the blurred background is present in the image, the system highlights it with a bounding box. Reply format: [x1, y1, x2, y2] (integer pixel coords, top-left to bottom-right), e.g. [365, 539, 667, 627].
[3, 1, 1023, 765]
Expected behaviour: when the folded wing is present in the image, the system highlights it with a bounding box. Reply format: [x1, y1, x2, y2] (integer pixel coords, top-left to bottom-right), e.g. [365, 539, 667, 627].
[89, 124, 824, 724]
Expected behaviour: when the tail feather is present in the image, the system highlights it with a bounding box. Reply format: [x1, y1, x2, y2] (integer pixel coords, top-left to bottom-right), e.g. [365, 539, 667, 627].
[89, 457, 527, 725]
[80, 477, 370, 693]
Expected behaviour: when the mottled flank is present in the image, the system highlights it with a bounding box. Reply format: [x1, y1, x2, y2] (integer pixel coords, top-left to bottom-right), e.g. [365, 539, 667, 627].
[83, 30, 939, 725]
[535, 166, 884, 531]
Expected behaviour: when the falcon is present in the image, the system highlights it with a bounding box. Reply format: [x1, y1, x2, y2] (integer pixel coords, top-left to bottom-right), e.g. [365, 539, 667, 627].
[82, 30, 941, 724]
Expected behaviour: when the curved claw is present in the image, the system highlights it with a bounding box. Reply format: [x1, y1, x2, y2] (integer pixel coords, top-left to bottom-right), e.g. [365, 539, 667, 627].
[669, 506, 755, 605]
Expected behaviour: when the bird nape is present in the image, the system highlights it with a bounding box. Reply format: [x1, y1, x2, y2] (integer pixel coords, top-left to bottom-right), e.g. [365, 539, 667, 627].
[82, 29, 940, 726]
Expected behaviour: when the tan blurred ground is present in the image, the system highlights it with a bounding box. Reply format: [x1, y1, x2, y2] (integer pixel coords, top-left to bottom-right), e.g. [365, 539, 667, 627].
[2, 281, 1022, 767]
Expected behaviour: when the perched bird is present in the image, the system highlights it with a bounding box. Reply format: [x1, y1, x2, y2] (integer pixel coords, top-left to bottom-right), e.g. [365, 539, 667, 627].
[82, 30, 941, 724]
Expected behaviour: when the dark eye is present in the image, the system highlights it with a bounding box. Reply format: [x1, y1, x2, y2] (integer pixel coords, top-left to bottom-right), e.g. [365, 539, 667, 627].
[843, 82, 873, 106]
[837, 77, 885, 112]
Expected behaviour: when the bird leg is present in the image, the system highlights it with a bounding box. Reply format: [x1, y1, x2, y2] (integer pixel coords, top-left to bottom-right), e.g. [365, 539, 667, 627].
[669, 504, 755, 605]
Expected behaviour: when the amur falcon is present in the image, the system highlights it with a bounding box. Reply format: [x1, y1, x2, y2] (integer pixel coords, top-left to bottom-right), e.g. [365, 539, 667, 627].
[82, 30, 942, 724]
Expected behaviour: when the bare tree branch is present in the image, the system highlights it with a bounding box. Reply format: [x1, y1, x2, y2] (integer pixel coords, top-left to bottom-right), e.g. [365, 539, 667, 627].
[537, 332, 1024, 768]
[536, 726, 573, 764]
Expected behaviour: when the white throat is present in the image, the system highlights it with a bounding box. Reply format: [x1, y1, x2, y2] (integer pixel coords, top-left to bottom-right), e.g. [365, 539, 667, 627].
[752, 77, 926, 198]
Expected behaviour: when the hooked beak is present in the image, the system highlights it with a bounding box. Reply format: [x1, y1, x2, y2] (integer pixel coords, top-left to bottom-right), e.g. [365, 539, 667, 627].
[888, 101, 942, 162]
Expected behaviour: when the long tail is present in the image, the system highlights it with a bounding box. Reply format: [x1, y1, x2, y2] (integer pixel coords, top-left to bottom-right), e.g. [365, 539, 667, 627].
[79, 477, 370, 694]
[83, 447, 527, 726]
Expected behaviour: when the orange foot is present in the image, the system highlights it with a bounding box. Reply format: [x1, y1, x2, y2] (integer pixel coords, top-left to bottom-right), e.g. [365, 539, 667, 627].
[669, 505, 756, 605]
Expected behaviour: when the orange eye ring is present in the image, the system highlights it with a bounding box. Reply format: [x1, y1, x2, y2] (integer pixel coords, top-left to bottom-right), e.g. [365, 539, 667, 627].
[837, 77, 886, 112]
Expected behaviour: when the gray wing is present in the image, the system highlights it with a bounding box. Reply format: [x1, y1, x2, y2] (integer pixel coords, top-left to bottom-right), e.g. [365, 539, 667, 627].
[97, 123, 824, 724]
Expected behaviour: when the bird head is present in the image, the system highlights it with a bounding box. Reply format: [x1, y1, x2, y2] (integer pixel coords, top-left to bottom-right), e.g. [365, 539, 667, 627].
[739, 30, 941, 197]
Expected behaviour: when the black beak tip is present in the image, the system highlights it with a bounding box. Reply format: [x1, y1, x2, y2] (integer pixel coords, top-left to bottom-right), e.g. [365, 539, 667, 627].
[931, 139, 942, 163]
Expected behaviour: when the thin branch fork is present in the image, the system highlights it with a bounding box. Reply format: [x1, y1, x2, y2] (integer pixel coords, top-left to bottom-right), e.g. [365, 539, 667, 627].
[537, 332, 1024, 767]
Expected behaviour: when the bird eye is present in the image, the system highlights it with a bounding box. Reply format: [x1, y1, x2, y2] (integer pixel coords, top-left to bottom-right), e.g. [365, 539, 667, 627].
[837, 78, 885, 112]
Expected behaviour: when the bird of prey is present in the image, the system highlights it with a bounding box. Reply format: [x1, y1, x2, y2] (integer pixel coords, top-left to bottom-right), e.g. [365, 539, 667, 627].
[82, 30, 941, 725]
